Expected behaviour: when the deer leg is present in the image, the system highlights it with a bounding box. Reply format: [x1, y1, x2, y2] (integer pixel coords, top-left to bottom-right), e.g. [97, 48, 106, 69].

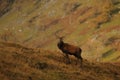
[79, 56, 83, 67]
[75, 58, 79, 65]
[74, 54, 81, 65]
[65, 54, 70, 64]
[76, 55, 83, 67]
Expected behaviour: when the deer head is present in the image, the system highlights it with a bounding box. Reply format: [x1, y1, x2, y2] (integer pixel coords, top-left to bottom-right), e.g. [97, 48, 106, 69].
[54, 29, 65, 41]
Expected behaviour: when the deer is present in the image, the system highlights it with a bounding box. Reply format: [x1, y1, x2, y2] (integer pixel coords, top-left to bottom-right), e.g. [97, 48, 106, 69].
[55, 30, 83, 67]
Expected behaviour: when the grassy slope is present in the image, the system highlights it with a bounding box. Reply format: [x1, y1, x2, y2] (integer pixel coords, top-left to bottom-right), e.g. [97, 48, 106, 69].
[0, 0, 120, 62]
[0, 42, 120, 80]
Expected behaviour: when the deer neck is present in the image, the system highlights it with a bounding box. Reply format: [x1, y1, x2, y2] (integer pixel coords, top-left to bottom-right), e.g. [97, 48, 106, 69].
[58, 40, 64, 49]
[60, 40, 64, 44]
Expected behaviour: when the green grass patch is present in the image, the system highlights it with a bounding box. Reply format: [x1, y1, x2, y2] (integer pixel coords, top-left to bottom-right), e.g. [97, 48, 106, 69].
[102, 51, 120, 62]
[102, 48, 117, 58]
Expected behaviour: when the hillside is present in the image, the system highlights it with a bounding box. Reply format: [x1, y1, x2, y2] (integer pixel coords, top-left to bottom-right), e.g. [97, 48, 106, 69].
[0, 42, 120, 80]
[0, 0, 120, 61]
[0, 1, 120, 79]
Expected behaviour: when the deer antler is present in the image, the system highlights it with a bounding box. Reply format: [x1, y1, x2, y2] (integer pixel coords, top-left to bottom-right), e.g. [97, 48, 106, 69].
[55, 32, 60, 38]
[54, 29, 64, 39]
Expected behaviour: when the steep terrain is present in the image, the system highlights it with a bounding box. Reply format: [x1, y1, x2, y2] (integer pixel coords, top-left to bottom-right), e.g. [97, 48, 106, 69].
[0, 42, 120, 80]
[0, 0, 120, 61]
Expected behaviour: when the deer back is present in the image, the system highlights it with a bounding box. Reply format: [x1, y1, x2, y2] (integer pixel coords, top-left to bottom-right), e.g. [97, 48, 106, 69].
[61, 43, 80, 54]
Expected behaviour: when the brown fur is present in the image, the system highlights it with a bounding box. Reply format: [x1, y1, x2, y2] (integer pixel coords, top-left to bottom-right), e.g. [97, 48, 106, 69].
[57, 37, 83, 66]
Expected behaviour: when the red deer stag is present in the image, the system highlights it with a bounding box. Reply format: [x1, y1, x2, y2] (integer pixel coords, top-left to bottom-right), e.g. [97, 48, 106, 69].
[55, 33, 83, 66]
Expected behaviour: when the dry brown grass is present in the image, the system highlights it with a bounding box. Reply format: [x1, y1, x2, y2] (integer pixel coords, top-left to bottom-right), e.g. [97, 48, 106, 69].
[0, 42, 120, 80]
